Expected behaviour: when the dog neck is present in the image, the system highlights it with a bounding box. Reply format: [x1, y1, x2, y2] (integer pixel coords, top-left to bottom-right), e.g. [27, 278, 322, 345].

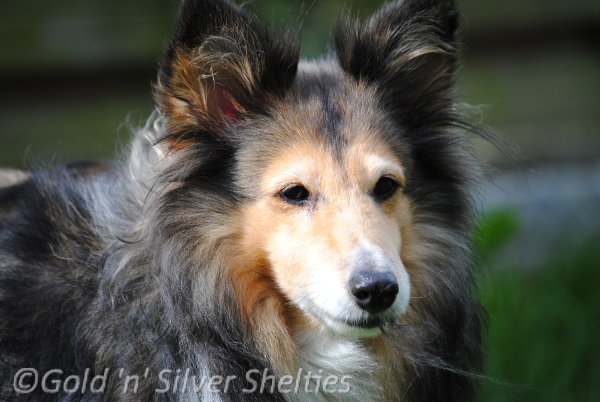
[293, 325, 384, 401]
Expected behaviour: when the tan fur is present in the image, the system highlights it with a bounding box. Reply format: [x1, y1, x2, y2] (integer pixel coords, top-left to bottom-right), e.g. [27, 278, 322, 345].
[226, 216, 299, 376]
[263, 147, 393, 295]
[368, 336, 404, 399]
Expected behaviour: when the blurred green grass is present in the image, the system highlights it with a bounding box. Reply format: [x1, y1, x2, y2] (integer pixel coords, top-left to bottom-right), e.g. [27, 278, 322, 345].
[476, 212, 600, 401]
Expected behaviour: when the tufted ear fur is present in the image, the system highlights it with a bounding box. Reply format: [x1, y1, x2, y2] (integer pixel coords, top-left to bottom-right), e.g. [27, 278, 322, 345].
[156, 0, 299, 148]
[334, 0, 459, 129]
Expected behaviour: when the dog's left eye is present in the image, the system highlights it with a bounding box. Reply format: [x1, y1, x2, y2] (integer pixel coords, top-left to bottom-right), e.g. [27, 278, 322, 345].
[372, 177, 399, 201]
[281, 185, 310, 204]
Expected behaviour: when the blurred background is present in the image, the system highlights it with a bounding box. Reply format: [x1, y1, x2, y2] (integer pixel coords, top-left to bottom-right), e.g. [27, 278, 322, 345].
[0, 0, 598, 399]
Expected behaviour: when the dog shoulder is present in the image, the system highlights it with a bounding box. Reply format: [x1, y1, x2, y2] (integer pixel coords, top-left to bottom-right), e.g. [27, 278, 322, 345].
[0, 160, 116, 280]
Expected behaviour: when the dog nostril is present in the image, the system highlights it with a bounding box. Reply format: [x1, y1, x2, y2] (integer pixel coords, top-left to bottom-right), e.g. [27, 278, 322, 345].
[350, 271, 399, 314]
[354, 290, 370, 302]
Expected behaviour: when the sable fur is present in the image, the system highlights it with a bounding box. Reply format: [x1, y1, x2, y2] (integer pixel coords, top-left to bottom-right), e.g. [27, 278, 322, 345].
[0, 0, 483, 401]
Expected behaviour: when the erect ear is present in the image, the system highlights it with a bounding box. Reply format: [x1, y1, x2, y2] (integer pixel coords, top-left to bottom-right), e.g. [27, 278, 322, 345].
[334, 0, 459, 128]
[156, 0, 299, 148]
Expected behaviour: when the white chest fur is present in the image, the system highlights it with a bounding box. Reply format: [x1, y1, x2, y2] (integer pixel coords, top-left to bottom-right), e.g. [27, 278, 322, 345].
[293, 328, 384, 401]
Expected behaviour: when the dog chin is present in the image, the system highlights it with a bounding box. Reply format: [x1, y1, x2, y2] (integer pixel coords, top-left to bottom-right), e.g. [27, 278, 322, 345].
[321, 316, 383, 338]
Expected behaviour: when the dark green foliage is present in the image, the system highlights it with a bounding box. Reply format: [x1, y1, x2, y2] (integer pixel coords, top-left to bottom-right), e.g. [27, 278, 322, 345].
[473, 209, 520, 260]
[477, 212, 600, 401]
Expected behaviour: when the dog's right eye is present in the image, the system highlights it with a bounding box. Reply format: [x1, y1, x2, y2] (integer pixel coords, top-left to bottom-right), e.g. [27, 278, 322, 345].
[372, 176, 400, 202]
[281, 185, 310, 204]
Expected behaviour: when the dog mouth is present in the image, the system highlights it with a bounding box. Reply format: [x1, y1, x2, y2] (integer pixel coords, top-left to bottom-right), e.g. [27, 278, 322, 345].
[345, 316, 383, 329]
[303, 305, 393, 337]
[295, 293, 403, 337]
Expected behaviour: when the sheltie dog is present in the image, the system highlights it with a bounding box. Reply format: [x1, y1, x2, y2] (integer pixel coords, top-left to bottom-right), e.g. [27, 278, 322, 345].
[0, 0, 484, 400]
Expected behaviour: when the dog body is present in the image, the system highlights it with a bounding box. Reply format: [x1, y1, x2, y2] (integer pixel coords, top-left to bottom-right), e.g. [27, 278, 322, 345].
[0, 1, 483, 400]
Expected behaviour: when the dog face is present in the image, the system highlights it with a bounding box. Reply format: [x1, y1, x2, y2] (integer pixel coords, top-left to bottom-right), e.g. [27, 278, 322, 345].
[264, 163, 410, 335]
[251, 123, 411, 336]
[235, 72, 415, 336]
[156, 0, 461, 337]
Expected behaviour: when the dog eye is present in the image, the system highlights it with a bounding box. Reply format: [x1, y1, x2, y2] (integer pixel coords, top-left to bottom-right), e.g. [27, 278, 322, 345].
[372, 177, 399, 201]
[281, 185, 310, 204]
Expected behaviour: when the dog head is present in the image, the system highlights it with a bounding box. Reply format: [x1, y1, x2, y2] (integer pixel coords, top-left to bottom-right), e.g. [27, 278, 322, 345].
[155, 0, 462, 338]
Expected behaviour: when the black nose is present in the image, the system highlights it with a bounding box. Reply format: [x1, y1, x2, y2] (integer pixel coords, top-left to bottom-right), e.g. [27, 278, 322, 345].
[350, 271, 399, 314]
